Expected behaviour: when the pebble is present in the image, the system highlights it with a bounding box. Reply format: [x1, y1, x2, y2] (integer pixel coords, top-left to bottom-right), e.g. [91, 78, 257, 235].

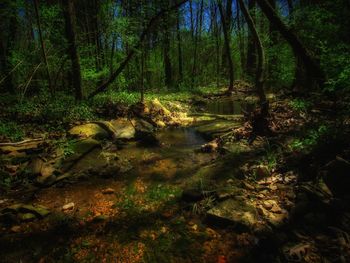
[62, 202, 75, 211]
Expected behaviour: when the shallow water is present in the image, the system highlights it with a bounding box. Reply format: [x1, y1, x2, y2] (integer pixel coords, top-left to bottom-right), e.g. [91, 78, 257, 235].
[206, 97, 254, 115]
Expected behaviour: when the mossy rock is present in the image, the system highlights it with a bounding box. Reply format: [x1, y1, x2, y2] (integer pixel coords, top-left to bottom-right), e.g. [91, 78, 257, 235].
[68, 123, 109, 139]
[1, 204, 51, 220]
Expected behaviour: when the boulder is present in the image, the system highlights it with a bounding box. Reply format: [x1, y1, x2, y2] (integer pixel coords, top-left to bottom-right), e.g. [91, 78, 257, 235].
[107, 119, 136, 139]
[134, 119, 159, 146]
[68, 123, 109, 139]
[207, 198, 258, 231]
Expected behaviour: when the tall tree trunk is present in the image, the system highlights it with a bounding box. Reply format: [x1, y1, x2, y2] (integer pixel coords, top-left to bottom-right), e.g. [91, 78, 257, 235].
[218, 0, 234, 93]
[267, 0, 278, 87]
[212, 2, 221, 89]
[163, 28, 172, 89]
[189, 0, 194, 39]
[236, 2, 246, 77]
[255, 0, 326, 88]
[246, 0, 257, 78]
[62, 0, 83, 100]
[0, 37, 12, 93]
[0, 6, 17, 94]
[33, 0, 52, 93]
[176, 10, 183, 82]
[191, 0, 203, 88]
[238, 0, 268, 115]
[221, 0, 233, 67]
[140, 45, 145, 103]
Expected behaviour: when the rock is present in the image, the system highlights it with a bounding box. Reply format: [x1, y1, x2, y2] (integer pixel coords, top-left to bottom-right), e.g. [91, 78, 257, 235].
[18, 213, 36, 222]
[259, 205, 288, 227]
[0, 204, 50, 224]
[1, 204, 50, 218]
[109, 119, 136, 139]
[102, 188, 115, 194]
[10, 225, 21, 233]
[62, 138, 101, 171]
[62, 202, 75, 211]
[68, 123, 109, 139]
[262, 200, 275, 210]
[207, 198, 258, 231]
[182, 188, 207, 202]
[134, 119, 159, 146]
[322, 157, 350, 197]
[201, 139, 219, 153]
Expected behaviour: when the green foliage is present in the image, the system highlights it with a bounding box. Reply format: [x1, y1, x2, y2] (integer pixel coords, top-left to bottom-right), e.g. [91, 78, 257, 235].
[290, 125, 329, 151]
[289, 99, 311, 112]
[0, 121, 24, 141]
[54, 138, 76, 158]
[5, 92, 96, 123]
[92, 90, 140, 106]
[146, 184, 181, 203]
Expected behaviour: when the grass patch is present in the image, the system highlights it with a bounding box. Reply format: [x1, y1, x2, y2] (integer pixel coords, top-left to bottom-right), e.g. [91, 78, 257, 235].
[0, 121, 25, 141]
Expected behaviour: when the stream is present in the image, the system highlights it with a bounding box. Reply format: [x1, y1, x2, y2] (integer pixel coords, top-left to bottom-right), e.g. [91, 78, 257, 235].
[0, 98, 248, 262]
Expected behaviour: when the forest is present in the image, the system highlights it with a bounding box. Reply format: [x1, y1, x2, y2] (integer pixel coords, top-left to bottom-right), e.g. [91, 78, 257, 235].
[0, 0, 350, 262]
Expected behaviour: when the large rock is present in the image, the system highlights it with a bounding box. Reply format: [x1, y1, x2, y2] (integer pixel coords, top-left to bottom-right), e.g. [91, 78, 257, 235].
[69, 119, 136, 141]
[134, 119, 159, 146]
[0, 204, 50, 224]
[69, 123, 109, 139]
[61, 138, 101, 172]
[103, 119, 136, 140]
[207, 198, 258, 231]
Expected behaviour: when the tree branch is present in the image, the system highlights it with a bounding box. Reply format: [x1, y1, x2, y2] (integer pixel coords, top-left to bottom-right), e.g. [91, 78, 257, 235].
[88, 0, 189, 99]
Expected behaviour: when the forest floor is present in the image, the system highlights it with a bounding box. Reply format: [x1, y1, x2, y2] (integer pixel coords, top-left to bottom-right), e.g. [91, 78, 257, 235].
[1, 83, 350, 262]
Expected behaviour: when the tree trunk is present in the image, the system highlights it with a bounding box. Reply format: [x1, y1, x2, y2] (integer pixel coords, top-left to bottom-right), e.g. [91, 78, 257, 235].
[163, 28, 172, 89]
[221, 0, 233, 67]
[238, 0, 268, 115]
[33, 0, 52, 93]
[255, 0, 326, 88]
[191, 0, 203, 88]
[62, 0, 83, 101]
[176, 10, 183, 82]
[246, 0, 257, 78]
[236, 2, 246, 77]
[218, 0, 234, 93]
[89, 0, 189, 99]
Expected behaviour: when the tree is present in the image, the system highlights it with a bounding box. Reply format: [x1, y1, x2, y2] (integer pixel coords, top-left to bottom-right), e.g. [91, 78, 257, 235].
[245, 0, 257, 78]
[218, 0, 234, 93]
[238, 0, 268, 115]
[255, 0, 326, 89]
[62, 0, 83, 100]
[89, 0, 189, 98]
[33, 0, 52, 93]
